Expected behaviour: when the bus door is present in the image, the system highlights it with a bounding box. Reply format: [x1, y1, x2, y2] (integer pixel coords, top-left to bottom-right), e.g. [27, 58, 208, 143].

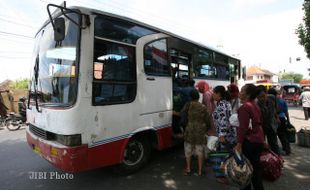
[136, 34, 173, 127]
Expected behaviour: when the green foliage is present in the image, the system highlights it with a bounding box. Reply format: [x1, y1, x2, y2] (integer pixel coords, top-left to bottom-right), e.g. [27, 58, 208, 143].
[9, 79, 29, 90]
[280, 72, 303, 83]
[296, 0, 310, 59]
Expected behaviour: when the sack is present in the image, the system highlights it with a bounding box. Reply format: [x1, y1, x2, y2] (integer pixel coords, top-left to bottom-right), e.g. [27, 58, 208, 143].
[222, 151, 253, 188]
[229, 113, 239, 127]
[286, 122, 296, 143]
[297, 128, 310, 147]
[260, 148, 284, 181]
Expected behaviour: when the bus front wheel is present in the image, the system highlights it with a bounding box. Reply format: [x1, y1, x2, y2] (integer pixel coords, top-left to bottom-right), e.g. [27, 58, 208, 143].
[118, 137, 151, 174]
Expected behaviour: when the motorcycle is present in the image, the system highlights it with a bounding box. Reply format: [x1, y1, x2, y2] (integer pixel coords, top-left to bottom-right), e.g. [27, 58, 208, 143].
[5, 97, 27, 131]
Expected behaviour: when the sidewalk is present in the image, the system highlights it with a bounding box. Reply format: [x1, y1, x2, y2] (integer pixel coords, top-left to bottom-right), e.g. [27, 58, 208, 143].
[266, 106, 310, 190]
[288, 106, 309, 131]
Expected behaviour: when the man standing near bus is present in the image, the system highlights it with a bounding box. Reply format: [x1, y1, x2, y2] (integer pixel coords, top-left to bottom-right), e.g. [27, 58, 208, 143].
[299, 86, 310, 120]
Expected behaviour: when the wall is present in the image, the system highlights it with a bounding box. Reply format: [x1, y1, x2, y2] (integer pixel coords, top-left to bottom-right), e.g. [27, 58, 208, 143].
[1, 89, 27, 113]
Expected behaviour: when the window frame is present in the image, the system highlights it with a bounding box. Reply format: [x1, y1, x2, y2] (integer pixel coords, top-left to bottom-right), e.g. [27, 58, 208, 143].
[143, 38, 171, 77]
[92, 37, 137, 106]
[170, 48, 191, 79]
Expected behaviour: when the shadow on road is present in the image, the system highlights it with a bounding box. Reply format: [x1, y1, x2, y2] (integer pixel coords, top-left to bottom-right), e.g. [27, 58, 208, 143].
[0, 133, 309, 190]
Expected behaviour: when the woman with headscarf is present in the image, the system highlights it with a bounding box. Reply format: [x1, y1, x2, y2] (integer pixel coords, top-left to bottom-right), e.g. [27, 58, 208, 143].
[227, 83, 241, 115]
[196, 81, 216, 135]
[197, 81, 215, 113]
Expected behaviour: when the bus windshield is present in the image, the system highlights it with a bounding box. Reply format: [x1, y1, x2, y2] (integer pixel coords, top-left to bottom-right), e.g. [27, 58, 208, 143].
[30, 13, 80, 107]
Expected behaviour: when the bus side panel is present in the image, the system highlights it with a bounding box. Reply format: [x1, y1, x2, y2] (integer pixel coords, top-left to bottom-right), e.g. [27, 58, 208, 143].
[87, 138, 129, 170]
[155, 124, 173, 150]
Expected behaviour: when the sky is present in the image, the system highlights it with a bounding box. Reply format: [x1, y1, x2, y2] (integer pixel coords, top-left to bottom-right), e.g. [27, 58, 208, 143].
[0, 0, 308, 82]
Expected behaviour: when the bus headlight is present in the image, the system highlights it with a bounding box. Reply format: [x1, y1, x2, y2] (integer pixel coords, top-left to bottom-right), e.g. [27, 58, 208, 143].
[56, 134, 81, 146]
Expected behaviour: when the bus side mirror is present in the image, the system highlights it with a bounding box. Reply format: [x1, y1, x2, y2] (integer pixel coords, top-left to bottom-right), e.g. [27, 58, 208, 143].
[54, 17, 65, 42]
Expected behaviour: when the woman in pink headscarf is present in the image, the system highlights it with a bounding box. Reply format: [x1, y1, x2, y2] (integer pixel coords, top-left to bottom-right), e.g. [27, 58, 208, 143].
[227, 83, 241, 115]
[196, 81, 216, 135]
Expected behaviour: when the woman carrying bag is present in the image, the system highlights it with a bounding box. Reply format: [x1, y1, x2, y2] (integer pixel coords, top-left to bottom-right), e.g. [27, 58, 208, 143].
[235, 84, 265, 190]
[212, 85, 236, 183]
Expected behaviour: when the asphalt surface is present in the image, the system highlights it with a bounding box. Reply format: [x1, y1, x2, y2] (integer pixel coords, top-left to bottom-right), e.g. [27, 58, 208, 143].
[0, 106, 309, 190]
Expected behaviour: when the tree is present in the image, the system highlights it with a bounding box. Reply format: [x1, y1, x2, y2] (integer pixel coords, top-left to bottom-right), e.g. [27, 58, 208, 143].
[9, 79, 29, 90]
[280, 72, 303, 83]
[296, 0, 310, 59]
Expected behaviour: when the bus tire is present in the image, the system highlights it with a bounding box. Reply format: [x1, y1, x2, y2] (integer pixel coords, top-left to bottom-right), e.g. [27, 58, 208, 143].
[117, 137, 151, 174]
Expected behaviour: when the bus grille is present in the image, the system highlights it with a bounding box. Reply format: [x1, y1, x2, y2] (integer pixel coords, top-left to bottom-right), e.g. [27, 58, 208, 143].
[29, 124, 48, 140]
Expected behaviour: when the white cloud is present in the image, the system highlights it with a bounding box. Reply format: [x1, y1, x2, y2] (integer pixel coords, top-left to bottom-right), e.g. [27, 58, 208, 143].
[233, 0, 277, 8]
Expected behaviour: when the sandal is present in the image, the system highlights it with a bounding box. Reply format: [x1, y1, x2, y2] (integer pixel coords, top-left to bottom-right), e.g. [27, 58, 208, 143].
[183, 170, 191, 176]
[197, 172, 204, 177]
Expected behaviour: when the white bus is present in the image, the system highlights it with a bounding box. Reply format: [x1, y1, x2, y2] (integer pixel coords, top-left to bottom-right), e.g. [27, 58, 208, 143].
[26, 3, 241, 173]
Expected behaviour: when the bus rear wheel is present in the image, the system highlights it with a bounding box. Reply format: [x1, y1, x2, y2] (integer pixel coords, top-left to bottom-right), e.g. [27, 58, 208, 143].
[118, 137, 151, 174]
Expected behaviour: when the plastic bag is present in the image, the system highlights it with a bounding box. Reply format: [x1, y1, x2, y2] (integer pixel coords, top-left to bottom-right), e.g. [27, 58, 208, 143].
[229, 113, 239, 127]
[207, 136, 219, 151]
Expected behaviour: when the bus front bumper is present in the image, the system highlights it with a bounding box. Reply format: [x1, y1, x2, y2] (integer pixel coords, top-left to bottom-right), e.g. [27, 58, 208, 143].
[26, 128, 88, 172]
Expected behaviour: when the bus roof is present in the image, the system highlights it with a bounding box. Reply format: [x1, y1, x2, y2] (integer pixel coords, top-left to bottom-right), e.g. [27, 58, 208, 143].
[40, 5, 240, 62]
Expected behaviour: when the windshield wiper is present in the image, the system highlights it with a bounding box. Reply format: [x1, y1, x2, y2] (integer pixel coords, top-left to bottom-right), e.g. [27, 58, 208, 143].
[33, 56, 41, 113]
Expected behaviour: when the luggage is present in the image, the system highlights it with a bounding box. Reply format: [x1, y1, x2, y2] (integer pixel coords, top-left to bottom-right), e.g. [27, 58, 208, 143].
[297, 128, 310, 147]
[286, 122, 296, 143]
[222, 151, 253, 188]
[260, 148, 284, 181]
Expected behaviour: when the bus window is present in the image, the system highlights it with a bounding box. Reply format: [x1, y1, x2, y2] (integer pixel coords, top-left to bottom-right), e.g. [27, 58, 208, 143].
[95, 16, 156, 44]
[193, 49, 215, 78]
[144, 39, 170, 76]
[214, 65, 229, 80]
[92, 39, 136, 105]
[170, 49, 190, 79]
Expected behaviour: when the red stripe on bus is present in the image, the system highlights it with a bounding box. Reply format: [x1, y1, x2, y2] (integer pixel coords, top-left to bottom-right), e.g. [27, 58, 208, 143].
[26, 125, 173, 172]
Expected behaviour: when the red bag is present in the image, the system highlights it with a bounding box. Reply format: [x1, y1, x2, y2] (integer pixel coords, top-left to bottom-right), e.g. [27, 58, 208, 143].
[260, 148, 284, 181]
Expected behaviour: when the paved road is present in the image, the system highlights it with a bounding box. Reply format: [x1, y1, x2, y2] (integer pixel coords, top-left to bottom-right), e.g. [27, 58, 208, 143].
[0, 106, 309, 190]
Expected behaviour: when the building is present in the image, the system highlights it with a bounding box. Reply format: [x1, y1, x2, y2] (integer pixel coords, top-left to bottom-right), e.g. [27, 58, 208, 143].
[245, 66, 278, 83]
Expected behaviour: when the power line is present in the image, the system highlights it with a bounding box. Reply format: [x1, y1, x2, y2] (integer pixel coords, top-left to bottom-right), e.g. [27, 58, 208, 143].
[91, 0, 195, 35]
[0, 51, 32, 54]
[0, 36, 33, 44]
[39, 0, 196, 36]
[0, 56, 31, 59]
[0, 17, 37, 29]
[0, 31, 33, 39]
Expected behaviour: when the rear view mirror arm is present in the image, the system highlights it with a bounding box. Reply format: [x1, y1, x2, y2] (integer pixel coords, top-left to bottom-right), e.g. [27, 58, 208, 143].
[47, 1, 90, 31]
